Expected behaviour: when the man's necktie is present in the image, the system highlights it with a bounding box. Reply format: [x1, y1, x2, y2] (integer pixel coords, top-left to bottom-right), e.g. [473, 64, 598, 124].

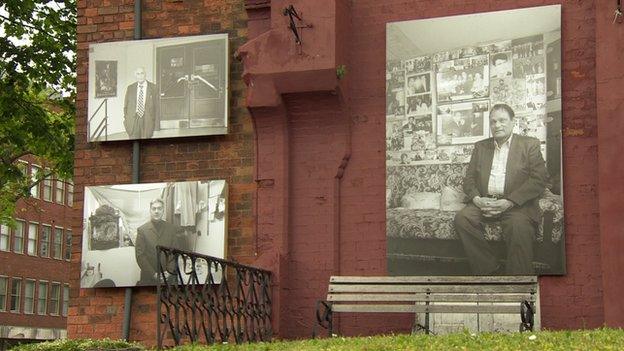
[137, 85, 145, 117]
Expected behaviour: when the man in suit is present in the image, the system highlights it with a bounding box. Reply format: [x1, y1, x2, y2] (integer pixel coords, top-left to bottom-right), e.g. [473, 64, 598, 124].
[454, 103, 548, 275]
[135, 198, 184, 285]
[123, 67, 158, 139]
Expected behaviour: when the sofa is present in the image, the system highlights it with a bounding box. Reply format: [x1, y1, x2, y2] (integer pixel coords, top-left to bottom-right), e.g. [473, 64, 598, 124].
[386, 163, 565, 275]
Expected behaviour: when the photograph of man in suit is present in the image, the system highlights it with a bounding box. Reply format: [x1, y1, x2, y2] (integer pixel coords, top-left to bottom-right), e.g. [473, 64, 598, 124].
[135, 198, 185, 285]
[454, 103, 548, 275]
[123, 67, 158, 139]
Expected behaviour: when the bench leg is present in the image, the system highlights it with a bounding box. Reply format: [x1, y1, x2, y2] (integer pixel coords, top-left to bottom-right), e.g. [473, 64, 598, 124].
[519, 300, 534, 332]
[312, 300, 333, 338]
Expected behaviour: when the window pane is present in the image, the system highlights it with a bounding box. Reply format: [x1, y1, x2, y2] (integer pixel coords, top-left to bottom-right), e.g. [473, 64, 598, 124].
[37, 282, 47, 315]
[49, 283, 60, 315]
[0, 224, 9, 251]
[67, 181, 74, 207]
[64, 230, 72, 260]
[13, 221, 24, 254]
[53, 228, 63, 259]
[28, 223, 38, 256]
[31, 166, 41, 198]
[62, 284, 69, 316]
[40, 226, 51, 257]
[55, 180, 64, 204]
[0, 277, 7, 312]
[24, 280, 35, 314]
[43, 173, 52, 201]
[10, 278, 21, 313]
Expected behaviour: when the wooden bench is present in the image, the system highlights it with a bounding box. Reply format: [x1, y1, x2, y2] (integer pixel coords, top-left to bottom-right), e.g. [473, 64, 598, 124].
[314, 276, 539, 336]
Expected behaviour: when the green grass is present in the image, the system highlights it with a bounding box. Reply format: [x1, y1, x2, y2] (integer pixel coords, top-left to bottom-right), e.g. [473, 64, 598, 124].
[171, 329, 624, 351]
[9, 329, 624, 351]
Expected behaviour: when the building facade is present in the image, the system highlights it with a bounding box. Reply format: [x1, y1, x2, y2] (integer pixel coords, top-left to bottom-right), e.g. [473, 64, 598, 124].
[0, 156, 73, 350]
[71, 0, 624, 346]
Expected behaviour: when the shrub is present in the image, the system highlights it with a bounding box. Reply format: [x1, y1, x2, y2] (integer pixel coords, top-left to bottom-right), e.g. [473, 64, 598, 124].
[9, 338, 143, 351]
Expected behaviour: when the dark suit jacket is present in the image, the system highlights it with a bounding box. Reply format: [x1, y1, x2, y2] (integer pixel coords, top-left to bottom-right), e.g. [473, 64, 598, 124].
[123, 81, 158, 139]
[134, 220, 184, 286]
[462, 134, 548, 221]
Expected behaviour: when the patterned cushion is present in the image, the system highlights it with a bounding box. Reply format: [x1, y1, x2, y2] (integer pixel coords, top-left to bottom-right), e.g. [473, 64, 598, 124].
[387, 163, 564, 243]
[387, 191, 564, 243]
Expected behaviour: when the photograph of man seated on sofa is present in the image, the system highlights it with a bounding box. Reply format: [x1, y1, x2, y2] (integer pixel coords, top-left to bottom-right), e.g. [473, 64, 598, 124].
[386, 104, 564, 276]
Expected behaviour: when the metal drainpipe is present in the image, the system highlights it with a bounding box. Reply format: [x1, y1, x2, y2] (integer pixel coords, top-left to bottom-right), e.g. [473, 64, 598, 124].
[122, 0, 142, 342]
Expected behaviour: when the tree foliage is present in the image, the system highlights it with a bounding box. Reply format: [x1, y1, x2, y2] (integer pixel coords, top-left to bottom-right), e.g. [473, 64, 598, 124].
[0, 0, 76, 225]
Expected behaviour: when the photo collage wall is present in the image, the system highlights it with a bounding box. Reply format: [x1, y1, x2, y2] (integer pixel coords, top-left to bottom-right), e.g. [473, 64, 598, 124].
[386, 34, 560, 167]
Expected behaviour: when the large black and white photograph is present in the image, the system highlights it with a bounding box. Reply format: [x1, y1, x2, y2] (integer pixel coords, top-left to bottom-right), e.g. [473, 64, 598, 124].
[80, 180, 227, 287]
[386, 5, 564, 276]
[87, 34, 228, 142]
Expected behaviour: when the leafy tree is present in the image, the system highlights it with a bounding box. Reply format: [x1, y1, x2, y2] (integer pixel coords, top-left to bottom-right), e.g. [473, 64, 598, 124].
[0, 0, 76, 225]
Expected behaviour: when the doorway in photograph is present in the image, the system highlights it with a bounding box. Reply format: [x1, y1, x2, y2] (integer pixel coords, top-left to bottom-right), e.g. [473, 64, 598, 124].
[157, 39, 227, 130]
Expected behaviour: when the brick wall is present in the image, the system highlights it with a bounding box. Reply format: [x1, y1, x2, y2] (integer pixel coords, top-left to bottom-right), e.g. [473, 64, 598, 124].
[75, 0, 613, 344]
[72, 0, 254, 344]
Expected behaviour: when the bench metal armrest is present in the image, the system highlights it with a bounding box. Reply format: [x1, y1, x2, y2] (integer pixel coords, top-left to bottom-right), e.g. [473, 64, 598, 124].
[520, 300, 535, 332]
[312, 300, 333, 338]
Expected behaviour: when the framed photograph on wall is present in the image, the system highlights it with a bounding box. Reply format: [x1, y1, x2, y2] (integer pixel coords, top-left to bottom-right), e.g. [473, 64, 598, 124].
[87, 33, 228, 142]
[80, 180, 228, 288]
[386, 5, 564, 277]
[436, 54, 490, 102]
[436, 101, 489, 145]
[95, 61, 118, 98]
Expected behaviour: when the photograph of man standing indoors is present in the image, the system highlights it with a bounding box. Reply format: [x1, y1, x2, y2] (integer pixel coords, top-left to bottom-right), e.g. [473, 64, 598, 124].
[454, 103, 548, 275]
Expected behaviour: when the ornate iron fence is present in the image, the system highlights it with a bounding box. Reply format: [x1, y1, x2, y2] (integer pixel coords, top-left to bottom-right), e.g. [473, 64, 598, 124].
[156, 246, 272, 348]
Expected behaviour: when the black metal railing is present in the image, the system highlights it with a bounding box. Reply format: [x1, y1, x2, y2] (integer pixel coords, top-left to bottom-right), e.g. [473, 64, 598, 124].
[156, 246, 272, 348]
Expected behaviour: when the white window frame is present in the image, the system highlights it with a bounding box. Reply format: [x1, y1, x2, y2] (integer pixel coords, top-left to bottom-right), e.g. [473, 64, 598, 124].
[10, 277, 22, 313]
[40, 225, 51, 258]
[31, 164, 41, 199]
[49, 282, 61, 315]
[37, 281, 48, 315]
[12, 220, 25, 254]
[24, 279, 36, 314]
[0, 276, 8, 312]
[27, 222, 38, 256]
[53, 227, 63, 259]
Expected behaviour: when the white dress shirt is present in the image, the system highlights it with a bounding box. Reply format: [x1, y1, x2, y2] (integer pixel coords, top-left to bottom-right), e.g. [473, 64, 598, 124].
[487, 134, 513, 196]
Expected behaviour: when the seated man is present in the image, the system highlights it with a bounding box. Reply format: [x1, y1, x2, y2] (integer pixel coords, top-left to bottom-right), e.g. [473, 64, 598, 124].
[454, 103, 548, 275]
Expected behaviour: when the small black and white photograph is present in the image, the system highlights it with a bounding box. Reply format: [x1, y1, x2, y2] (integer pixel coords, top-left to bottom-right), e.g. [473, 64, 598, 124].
[387, 5, 564, 277]
[511, 35, 544, 59]
[546, 39, 561, 100]
[479, 40, 511, 54]
[406, 73, 431, 95]
[406, 94, 432, 115]
[436, 54, 489, 102]
[386, 70, 405, 91]
[436, 101, 489, 145]
[87, 33, 228, 142]
[80, 180, 227, 288]
[404, 56, 431, 73]
[386, 89, 406, 117]
[490, 52, 513, 79]
[95, 60, 117, 98]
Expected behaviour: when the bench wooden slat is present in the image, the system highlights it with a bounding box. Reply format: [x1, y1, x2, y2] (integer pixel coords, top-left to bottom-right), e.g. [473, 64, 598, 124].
[330, 276, 537, 284]
[329, 284, 536, 294]
[327, 293, 536, 303]
[332, 304, 522, 314]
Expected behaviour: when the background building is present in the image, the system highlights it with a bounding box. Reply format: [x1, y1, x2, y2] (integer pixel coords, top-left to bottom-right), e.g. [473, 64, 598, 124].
[72, 0, 624, 346]
[0, 156, 73, 350]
